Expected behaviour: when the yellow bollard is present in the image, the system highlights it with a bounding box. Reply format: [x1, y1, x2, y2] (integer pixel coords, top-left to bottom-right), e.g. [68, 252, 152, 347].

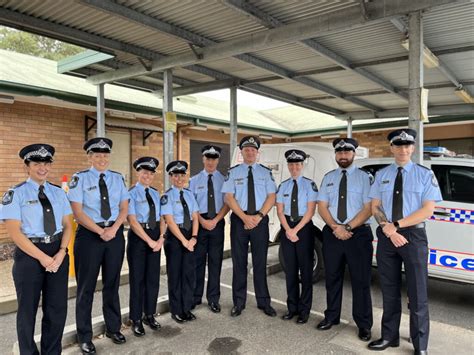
[62, 174, 76, 278]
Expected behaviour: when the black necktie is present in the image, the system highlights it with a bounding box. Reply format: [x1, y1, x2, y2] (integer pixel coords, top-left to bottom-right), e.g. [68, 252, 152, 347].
[145, 188, 157, 229]
[291, 179, 299, 220]
[392, 167, 404, 222]
[337, 170, 347, 223]
[99, 173, 111, 220]
[180, 190, 192, 231]
[38, 185, 56, 236]
[207, 174, 216, 219]
[247, 166, 256, 214]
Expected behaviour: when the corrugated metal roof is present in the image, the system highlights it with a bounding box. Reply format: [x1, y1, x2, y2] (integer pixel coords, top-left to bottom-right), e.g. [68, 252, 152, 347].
[0, 0, 472, 119]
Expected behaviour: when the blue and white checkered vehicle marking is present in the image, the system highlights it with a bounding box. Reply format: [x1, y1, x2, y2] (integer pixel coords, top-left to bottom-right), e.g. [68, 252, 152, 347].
[431, 208, 474, 225]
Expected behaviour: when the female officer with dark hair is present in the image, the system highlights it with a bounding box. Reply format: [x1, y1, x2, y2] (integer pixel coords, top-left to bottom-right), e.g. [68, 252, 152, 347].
[276, 149, 318, 325]
[127, 157, 165, 337]
[68, 137, 129, 354]
[0, 144, 72, 354]
[160, 160, 199, 323]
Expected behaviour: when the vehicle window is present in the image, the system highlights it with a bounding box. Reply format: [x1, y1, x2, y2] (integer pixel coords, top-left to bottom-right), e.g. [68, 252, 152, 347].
[360, 164, 389, 177]
[432, 165, 474, 204]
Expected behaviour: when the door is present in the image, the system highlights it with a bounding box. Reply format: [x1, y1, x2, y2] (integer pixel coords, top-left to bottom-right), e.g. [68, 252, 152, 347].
[106, 130, 131, 186]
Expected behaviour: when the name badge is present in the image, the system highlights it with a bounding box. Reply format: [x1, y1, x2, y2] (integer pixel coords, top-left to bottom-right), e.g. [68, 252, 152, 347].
[27, 200, 39, 205]
[283, 194, 289, 197]
[326, 183, 334, 187]
[87, 186, 98, 191]
[197, 186, 205, 190]
[382, 180, 390, 184]
[235, 178, 244, 182]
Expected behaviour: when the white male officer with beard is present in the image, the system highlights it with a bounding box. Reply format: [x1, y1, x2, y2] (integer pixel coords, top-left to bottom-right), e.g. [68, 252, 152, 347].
[317, 138, 374, 342]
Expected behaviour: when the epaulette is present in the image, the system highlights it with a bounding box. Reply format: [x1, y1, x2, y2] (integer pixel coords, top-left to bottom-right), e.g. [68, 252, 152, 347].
[76, 169, 89, 175]
[149, 186, 158, 191]
[416, 163, 430, 170]
[281, 178, 290, 184]
[11, 181, 27, 189]
[302, 176, 312, 181]
[165, 188, 172, 193]
[128, 185, 136, 192]
[184, 187, 191, 191]
[259, 163, 271, 171]
[47, 182, 62, 189]
[324, 169, 336, 176]
[228, 164, 240, 171]
[109, 170, 123, 175]
[358, 168, 372, 176]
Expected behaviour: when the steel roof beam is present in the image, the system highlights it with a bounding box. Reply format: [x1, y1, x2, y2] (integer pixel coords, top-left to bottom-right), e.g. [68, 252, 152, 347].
[81, 0, 381, 111]
[223, 0, 407, 100]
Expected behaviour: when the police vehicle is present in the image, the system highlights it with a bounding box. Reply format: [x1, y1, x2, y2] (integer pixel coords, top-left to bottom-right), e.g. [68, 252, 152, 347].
[231, 143, 473, 284]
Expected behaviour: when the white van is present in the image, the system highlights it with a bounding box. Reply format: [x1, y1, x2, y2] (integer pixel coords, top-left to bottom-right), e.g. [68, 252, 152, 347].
[231, 143, 474, 284]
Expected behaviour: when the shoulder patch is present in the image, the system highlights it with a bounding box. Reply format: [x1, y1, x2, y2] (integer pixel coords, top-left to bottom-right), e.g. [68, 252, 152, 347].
[68, 175, 80, 189]
[430, 172, 439, 187]
[128, 185, 136, 192]
[2, 190, 14, 205]
[359, 168, 375, 185]
[160, 195, 168, 206]
[416, 163, 430, 170]
[311, 181, 319, 192]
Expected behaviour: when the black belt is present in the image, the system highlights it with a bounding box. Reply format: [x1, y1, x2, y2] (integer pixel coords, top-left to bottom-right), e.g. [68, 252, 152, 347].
[397, 222, 425, 231]
[139, 222, 157, 229]
[97, 220, 116, 227]
[285, 215, 302, 223]
[244, 211, 259, 216]
[29, 232, 62, 244]
[200, 213, 213, 220]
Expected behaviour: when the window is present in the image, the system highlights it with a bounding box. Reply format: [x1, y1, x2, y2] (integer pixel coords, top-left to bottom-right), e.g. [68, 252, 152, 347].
[431, 165, 474, 204]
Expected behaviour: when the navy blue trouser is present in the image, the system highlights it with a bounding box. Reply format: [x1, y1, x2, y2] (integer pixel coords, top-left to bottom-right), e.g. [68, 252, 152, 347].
[194, 219, 225, 305]
[13, 240, 69, 355]
[376, 226, 429, 351]
[322, 224, 373, 329]
[230, 213, 271, 309]
[74, 225, 125, 343]
[127, 228, 161, 321]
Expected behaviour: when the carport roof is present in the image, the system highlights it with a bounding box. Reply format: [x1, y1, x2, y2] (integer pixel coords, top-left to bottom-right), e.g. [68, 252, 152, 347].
[0, 0, 473, 121]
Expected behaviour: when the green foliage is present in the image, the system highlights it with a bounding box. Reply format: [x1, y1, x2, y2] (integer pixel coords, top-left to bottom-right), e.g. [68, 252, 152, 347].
[0, 26, 83, 60]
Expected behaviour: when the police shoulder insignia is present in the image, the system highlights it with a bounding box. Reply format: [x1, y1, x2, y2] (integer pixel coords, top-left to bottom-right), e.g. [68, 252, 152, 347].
[2, 190, 14, 205]
[359, 168, 374, 185]
[160, 195, 168, 206]
[69, 175, 79, 189]
[311, 181, 318, 192]
[431, 172, 439, 187]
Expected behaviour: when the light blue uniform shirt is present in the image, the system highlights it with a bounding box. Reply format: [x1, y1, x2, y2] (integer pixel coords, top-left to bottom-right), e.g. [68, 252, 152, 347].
[160, 186, 199, 224]
[128, 183, 161, 223]
[369, 161, 442, 221]
[189, 169, 225, 214]
[221, 163, 277, 212]
[317, 165, 373, 224]
[67, 167, 129, 223]
[0, 178, 72, 238]
[276, 176, 318, 217]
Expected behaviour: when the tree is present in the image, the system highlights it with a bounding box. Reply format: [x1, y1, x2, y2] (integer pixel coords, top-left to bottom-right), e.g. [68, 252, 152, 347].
[0, 26, 84, 60]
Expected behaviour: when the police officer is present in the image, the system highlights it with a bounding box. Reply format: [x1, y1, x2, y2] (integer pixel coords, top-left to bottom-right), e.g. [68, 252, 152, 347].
[127, 157, 165, 337]
[68, 137, 129, 354]
[0, 144, 72, 355]
[276, 149, 318, 324]
[222, 135, 277, 317]
[161, 160, 200, 323]
[317, 138, 374, 341]
[368, 129, 442, 355]
[189, 145, 230, 313]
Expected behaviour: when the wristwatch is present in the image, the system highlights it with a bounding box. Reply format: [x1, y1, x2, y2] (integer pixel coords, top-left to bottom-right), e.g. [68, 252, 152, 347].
[257, 211, 265, 218]
[344, 224, 352, 232]
[393, 221, 400, 229]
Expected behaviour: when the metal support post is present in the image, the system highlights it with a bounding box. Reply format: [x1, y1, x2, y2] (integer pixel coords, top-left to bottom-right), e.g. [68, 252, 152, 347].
[347, 118, 353, 138]
[230, 86, 238, 162]
[96, 84, 105, 137]
[163, 69, 174, 189]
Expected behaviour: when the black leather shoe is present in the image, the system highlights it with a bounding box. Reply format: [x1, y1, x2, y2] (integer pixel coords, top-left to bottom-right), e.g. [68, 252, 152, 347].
[185, 311, 196, 321]
[130, 320, 145, 337]
[414, 351, 428, 355]
[171, 313, 187, 323]
[297, 314, 309, 324]
[231, 306, 243, 317]
[281, 312, 296, 320]
[79, 342, 96, 354]
[105, 331, 126, 344]
[368, 338, 400, 351]
[143, 315, 161, 330]
[316, 318, 340, 330]
[262, 305, 277, 317]
[209, 302, 221, 313]
[358, 328, 371, 341]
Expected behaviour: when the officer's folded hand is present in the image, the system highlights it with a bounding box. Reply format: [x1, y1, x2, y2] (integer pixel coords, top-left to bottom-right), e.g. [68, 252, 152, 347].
[286, 229, 299, 242]
[388, 232, 408, 248]
[101, 227, 116, 241]
[148, 239, 158, 250]
[153, 238, 164, 252]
